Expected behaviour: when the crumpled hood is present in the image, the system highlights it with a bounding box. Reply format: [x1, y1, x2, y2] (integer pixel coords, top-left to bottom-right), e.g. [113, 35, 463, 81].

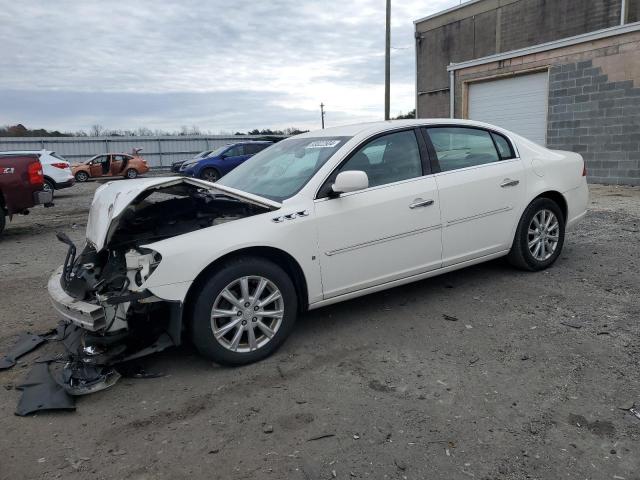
[86, 176, 281, 251]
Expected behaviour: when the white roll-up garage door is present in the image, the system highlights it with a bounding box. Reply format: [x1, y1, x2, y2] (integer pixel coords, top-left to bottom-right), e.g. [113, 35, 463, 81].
[467, 71, 549, 146]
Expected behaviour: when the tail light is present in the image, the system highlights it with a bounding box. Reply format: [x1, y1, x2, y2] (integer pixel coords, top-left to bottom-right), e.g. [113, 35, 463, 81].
[28, 161, 44, 186]
[51, 162, 69, 169]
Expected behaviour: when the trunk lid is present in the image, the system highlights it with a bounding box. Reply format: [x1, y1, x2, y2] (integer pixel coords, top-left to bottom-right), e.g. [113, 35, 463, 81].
[86, 176, 281, 251]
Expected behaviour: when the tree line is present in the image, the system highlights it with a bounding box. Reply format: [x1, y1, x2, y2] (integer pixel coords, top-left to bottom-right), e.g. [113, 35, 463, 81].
[1, 112, 416, 138]
[0, 123, 309, 138]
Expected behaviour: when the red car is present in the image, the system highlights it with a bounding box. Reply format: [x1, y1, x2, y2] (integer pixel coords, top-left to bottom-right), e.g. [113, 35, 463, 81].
[0, 153, 53, 236]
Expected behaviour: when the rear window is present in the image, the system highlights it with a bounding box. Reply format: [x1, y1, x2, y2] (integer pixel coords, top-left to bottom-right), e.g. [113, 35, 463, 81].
[490, 132, 516, 160]
[51, 152, 69, 162]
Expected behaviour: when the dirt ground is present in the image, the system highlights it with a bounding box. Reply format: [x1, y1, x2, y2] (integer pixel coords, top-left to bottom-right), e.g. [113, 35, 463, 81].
[0, 178, 639, 480]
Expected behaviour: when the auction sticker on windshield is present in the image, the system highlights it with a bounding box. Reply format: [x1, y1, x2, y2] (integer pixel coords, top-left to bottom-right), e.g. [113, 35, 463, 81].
[305, 140, 341, 149]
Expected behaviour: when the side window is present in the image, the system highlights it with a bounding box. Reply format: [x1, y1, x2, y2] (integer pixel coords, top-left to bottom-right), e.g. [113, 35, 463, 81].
[425, 127, 500, 172]
[336, 130, 423, 189]
[491, 132, 515, 160]
[225, 145, 244, 157]
[245, 143, 267, 155]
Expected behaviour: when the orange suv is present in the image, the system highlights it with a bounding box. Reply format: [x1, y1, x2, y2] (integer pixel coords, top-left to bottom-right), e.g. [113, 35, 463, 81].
[72, 152, 149, 182]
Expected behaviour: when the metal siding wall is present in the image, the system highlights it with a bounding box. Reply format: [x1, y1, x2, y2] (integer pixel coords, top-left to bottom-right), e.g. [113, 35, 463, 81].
[0, 136, 281, 168]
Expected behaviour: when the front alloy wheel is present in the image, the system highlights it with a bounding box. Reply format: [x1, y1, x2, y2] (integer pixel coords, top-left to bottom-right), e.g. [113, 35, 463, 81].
[75, 171, 89, 182]
[211, 276, 284, 353]
[200, 168, 219, 183]
[190, 257, 297, 365]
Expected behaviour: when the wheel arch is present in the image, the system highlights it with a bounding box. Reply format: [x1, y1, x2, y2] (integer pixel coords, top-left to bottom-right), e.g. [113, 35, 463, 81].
[532, 190, 568, 221]
[183, 246, 309, 319]
[43, 175, 56, 186]
[198, 165, 221, 178]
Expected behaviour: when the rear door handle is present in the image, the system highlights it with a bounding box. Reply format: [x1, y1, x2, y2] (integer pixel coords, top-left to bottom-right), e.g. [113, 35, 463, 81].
[409, 199, 434, 209]
[500, 179, 520, 188]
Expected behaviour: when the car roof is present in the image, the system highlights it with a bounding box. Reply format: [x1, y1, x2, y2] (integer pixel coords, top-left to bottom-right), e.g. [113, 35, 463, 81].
[0, 149, 48, 154]
[295, 118, 512, 138]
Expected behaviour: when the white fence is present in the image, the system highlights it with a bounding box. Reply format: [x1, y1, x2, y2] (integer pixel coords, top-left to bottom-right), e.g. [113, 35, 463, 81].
[0, 135, 285, 168]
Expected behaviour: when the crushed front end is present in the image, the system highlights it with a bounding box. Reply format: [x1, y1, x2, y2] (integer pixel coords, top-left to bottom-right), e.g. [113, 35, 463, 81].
[45, 177, 274, 395]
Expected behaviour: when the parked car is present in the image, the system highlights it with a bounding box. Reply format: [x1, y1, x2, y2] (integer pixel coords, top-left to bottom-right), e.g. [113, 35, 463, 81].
[72, 152, 149, 182]
[0, 153, 53, 236]
[179, 141, 272, 182]
[0, 150, 75, 197]
[171, 150, 214, 173]
[49, 119, 588, 368]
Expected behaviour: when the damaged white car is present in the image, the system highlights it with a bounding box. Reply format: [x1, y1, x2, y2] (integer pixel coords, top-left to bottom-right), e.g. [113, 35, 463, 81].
[48, 119, 588, 367]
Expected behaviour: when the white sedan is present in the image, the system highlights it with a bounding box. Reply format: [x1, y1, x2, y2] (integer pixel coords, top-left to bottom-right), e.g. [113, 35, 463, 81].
[49, 119, 588, 366]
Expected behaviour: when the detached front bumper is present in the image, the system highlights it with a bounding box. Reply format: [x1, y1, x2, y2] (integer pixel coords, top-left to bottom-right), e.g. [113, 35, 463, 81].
[48, 267, 106, 331]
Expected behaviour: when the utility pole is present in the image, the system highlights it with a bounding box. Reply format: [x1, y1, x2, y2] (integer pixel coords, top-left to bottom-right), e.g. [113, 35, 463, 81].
[384, 0, 391, 120]
[320, 102, 325, 129]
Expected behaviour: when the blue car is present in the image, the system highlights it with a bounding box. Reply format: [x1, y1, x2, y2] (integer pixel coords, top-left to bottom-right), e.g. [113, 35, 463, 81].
[179, 141, 272, 182]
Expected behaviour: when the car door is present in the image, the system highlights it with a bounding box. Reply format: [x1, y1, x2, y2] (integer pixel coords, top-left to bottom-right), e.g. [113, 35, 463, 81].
[221, 145, 248, 172]
[314, 128, 442, 299]
[422, 126, 525, 267]
[110, 155, 124, 175]
[89, 156, 105, 177]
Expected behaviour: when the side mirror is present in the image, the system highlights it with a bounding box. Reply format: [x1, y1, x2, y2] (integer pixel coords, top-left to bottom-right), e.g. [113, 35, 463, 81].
[332, 170, 369, 195]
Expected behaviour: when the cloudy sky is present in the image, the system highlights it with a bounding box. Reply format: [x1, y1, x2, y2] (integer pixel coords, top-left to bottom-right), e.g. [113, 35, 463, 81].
[0, 0, 461, 133]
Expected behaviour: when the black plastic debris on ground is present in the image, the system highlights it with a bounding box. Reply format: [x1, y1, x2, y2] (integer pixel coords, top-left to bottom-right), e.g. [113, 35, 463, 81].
[4, 321, 170, 415]
[15, 362, 75, 416]
[0, 333, 47, 370]
[0, 322, 68, 371]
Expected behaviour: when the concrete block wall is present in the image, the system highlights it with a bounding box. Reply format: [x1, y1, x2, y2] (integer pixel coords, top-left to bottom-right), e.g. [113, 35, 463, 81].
[547, 58, 640, 185]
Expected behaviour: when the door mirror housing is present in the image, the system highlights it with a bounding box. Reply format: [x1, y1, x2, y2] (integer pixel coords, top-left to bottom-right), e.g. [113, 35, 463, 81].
[332, 170, 369, 195]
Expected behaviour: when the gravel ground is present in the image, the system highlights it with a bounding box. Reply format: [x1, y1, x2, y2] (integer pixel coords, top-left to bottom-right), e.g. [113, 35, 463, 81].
[0, 179, 639, 480]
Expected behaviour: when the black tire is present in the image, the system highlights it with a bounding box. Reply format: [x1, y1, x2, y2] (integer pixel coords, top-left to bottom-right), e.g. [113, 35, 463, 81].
[0, 213, 5, 237]
[43, 179, 55, 198]
[190, 256, 298, 366]
[507, 197, 565, 271]
[75, 171, 89, 182]
[125, 169, 138, 179]
[200, 168, 220, 183]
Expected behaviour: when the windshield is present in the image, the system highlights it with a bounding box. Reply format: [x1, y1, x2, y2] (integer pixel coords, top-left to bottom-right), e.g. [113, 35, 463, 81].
[218, 136, 350, 201]
[206, 146, 229, 158]
[194, 150, 213, 159]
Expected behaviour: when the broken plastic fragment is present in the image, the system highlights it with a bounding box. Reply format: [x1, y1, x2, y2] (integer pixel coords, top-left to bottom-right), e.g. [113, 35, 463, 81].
[15, 363, 76, 416]
[54, 362, 121, 396]
[0, 333, 48, 370]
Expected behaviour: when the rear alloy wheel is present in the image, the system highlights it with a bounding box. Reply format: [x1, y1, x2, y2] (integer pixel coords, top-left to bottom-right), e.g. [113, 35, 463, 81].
[190, 257, 297, 365]
[43, 179, 55, 198]
[200, 168, 220, 183]
[507, 197, 565, 271]
[125, 169, 138, 179]
[75, 171, 89, 182]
